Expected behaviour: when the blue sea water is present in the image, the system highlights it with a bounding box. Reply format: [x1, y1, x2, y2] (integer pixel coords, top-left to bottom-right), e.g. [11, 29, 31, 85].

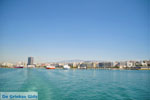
[0, 68, 150, 100]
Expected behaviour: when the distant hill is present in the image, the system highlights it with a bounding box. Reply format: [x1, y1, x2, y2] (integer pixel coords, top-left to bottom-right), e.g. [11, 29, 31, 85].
[57, 59, 102, 63]
[57, 59, 84, 63]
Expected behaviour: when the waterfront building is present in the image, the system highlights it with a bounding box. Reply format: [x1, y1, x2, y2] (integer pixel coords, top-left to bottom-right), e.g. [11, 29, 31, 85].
[135, 61, 142, 67]
[141, 60, 148, 66]
[73, 62, 80, 68]
[27, 57, 35, 68]
[16, 61, 27, 67]
[147, 60, 150, 66]
[27, 57, 34, 65]
[99, 62, 104, 68]
[1, 62, 13, 68]
[78, 63, 87, 69]
[119, 61, 127, 68]
[127, 61, 136, 67]
[98, 62, 113, 68]
[113, 62, 120, 67]
[27, 65, 35, 68]
[82, 61, 94, 68]
[93, 62, 100, 68]
[68, 63, 73, 68]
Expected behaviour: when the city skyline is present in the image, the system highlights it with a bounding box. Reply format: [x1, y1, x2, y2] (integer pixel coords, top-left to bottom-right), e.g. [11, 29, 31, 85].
[0, 0, 150, 62]
[1, 56, 150, 70]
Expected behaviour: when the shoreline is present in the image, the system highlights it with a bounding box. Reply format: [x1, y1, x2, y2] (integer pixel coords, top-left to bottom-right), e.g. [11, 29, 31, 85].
[0, 67, 150, 70]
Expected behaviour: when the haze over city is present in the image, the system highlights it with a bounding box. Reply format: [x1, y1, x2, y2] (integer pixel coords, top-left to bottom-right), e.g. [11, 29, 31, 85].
[0, 0, 149, 63]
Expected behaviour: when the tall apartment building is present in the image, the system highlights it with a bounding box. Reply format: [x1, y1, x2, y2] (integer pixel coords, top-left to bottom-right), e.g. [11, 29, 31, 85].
[27, 57, 34, 65]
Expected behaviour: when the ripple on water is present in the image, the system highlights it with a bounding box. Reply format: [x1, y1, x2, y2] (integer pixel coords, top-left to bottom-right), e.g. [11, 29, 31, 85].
[0, 68, 150, 100]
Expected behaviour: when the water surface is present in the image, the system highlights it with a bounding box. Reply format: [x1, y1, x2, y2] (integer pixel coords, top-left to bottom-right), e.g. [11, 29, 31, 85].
[0, 68, 150, 100]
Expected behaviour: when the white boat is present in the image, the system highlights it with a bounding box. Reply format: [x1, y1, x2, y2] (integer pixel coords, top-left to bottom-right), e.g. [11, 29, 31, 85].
[63, 65, 70, 69]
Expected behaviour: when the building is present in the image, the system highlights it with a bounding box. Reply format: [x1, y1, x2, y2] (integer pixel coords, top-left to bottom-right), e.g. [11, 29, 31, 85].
[27, 65, 35, 68]
[27, 57, 34, 65]
[1, 62, 13, 68]
[16, 61, 27, 67]
[135, 61, 142, 67]
[127, 61, 136, 67]
[73, 62, 79, 68]
[93, 62, 100, 68]
[113, 62, 120, 67]
[119, 61, 127, 68]
[82, 61, 94, 68]
[98, 62, 113, 68]
[141, 60, 148, 66]
[78, 63, 87, 69]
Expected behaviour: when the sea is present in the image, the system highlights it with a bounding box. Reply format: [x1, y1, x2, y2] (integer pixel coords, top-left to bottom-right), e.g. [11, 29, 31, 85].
[0, 68, 150, 100]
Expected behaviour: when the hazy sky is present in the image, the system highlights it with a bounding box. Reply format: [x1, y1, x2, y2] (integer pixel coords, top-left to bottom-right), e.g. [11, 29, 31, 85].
[0, 0, 150, 63]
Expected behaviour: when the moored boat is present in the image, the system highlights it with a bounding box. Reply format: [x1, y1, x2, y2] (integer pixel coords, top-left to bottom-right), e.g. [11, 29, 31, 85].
[14, 66, 24, 68]
[46, 66, 56, 69]
[63, 65, 70, 69]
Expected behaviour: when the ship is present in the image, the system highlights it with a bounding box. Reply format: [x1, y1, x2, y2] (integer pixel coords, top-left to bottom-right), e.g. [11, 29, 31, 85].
[14, 65, 24, 68]
[46, 66, 56, 69]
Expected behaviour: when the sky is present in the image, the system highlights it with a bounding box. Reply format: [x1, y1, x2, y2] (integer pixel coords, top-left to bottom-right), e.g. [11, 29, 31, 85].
[0, 0, 150, 63]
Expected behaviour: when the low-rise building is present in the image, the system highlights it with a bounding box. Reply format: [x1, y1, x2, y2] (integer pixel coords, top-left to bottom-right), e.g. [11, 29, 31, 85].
[119, 61, 127, 68]
[27, 65, 36, 68]
[98, 62, 113, 68]
[127, 61, 135, 67]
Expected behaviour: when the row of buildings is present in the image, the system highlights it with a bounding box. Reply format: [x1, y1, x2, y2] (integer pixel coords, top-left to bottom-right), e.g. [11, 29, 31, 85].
[0, 57, 150, 69]
[0, 57, 35, 68]
[69, 60, 150, 69]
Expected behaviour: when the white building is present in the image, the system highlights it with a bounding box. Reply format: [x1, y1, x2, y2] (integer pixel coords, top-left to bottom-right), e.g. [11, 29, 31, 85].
[127, 61, 135, 67]
[2, 62, 13, 67]
[27, 65, 35, 68]
[141, 61, 148, 66]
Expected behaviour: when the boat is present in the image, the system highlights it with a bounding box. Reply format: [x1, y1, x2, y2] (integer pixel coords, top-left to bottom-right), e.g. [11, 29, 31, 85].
[14, 66, 24, 68]
[46, 66, 56, 69]
[63, 65, 70, 69]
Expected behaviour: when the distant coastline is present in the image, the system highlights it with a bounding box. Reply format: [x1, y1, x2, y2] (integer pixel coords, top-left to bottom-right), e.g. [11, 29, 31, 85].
[0, 66, 150, 70]
[1, 57, 150, 70]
